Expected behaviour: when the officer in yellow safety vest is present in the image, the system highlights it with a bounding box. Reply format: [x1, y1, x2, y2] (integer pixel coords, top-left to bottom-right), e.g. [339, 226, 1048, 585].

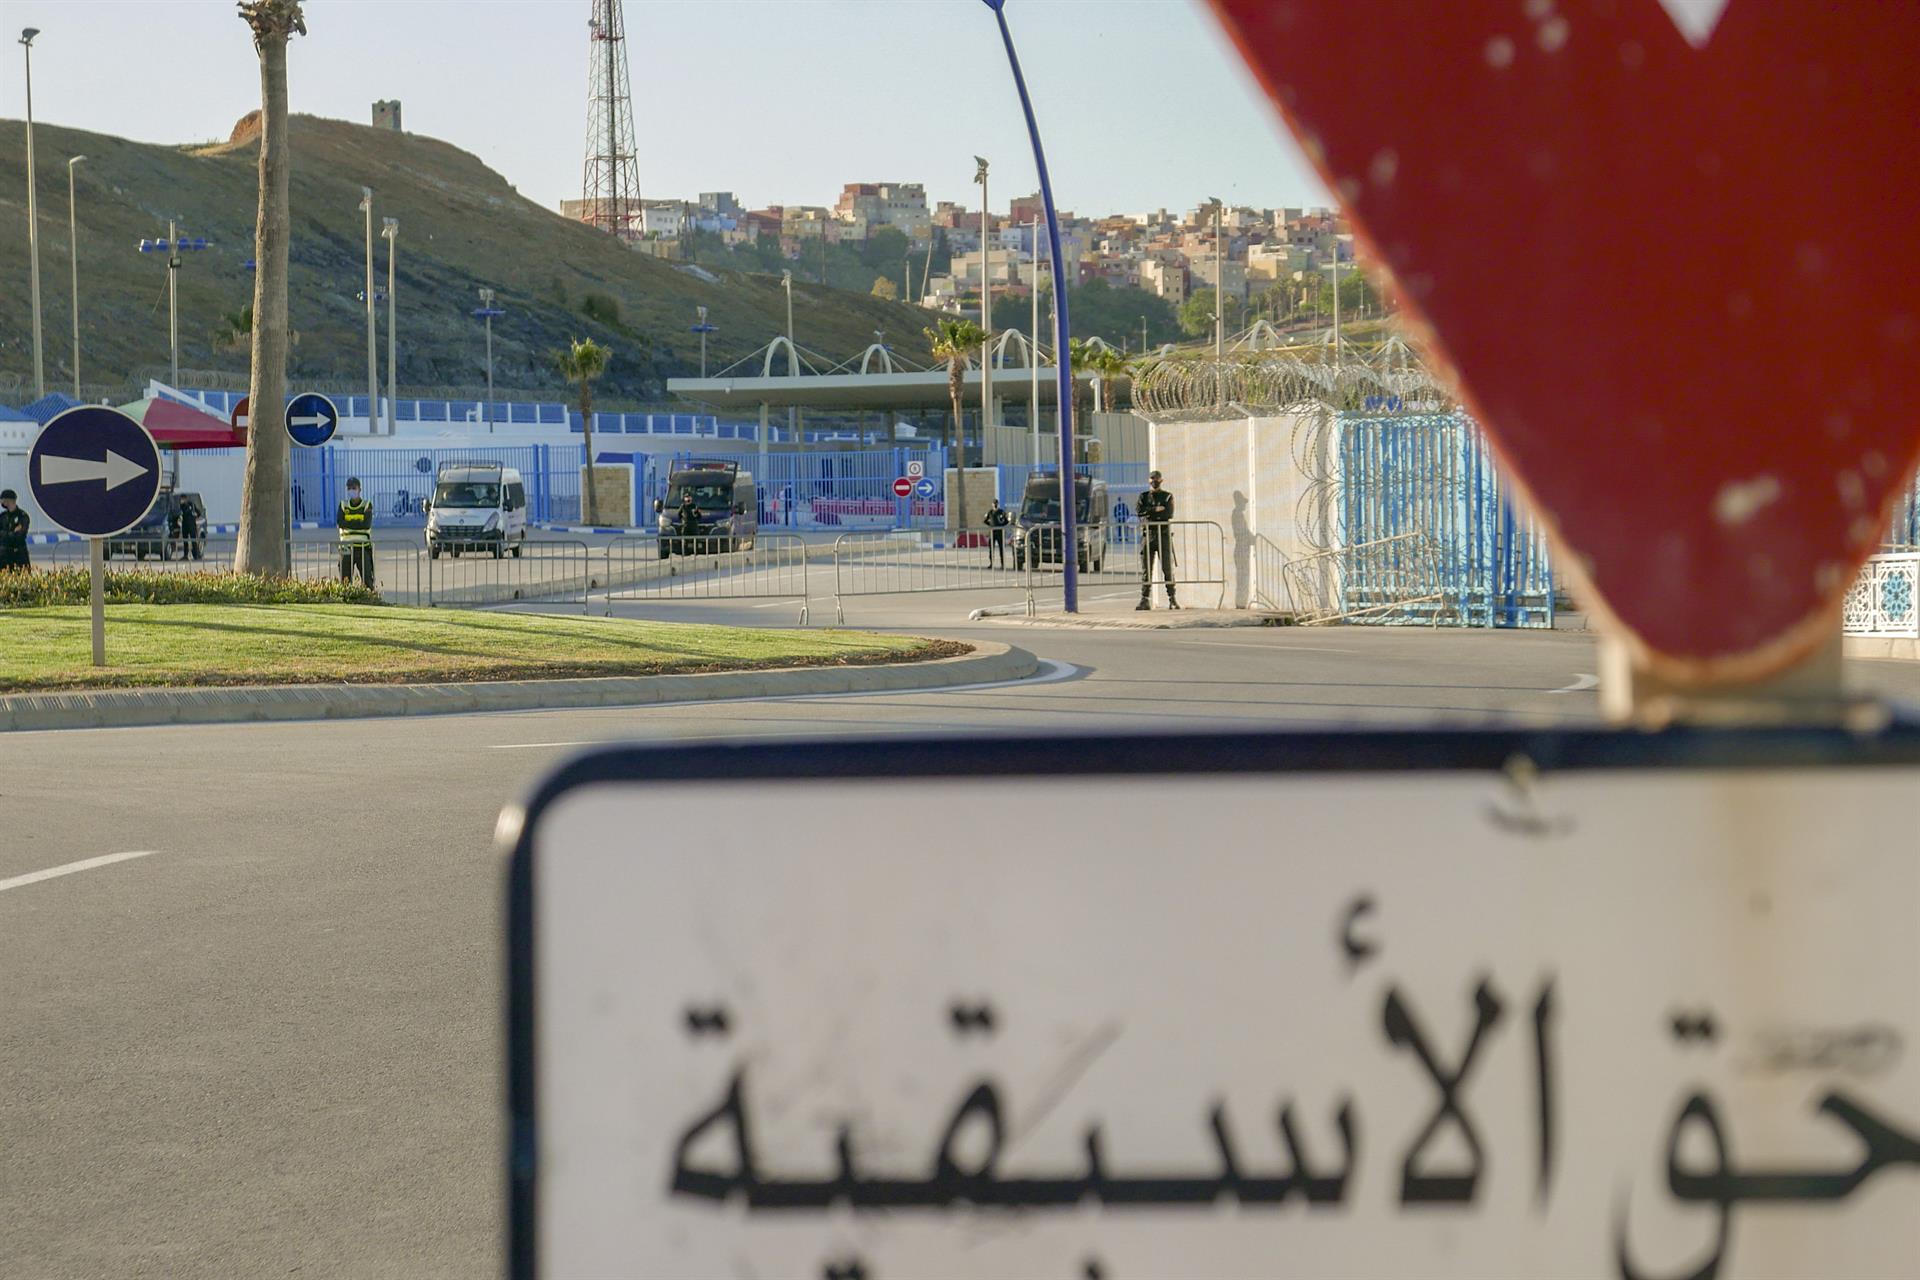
[336, 477, 375, 588]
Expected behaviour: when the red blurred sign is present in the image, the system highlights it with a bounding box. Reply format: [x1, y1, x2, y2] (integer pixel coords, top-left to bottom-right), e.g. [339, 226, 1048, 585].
[893, 477, 913, 498]
[229, 395, 250, 442]
[1209, 0, 1920, 681]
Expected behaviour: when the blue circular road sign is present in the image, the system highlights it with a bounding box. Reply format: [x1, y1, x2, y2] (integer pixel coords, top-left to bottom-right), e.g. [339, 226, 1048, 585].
[286, 392, 339, 448]
[914, 478, 937, 499]
[28, 406, 163, 539]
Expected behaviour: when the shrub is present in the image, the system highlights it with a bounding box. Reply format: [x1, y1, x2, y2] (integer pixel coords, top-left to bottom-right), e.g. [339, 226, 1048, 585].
[0, 569, 382, 608]
[581, 292, 622, 328]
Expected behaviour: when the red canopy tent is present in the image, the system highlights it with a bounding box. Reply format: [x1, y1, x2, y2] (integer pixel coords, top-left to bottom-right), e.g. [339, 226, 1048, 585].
[115, 396, 247, 450]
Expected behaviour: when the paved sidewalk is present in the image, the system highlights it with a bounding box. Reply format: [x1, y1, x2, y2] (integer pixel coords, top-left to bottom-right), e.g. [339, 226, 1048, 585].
[976, 605, 1288, 630]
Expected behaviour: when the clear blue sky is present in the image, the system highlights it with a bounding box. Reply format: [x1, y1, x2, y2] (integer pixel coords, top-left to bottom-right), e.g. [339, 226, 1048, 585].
[0, 0, 1327, 218]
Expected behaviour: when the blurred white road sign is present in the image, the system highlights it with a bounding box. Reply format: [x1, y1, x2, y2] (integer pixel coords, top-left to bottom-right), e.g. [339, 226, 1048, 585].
[907, 459, 926, 479]
[506, 730, 1920, 1279]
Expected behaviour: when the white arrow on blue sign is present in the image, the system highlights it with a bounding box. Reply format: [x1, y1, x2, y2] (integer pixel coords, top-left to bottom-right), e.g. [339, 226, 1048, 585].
[286, 392, 339, 448]
[914, 478, 936, 499]
[28, 406, 163, 538]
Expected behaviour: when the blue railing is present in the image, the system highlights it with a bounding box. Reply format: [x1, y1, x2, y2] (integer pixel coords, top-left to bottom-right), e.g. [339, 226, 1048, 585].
[1336, 412, 1556, 628]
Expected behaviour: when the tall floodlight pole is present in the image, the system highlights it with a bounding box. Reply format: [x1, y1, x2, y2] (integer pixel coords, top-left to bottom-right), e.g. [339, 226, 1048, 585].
[1212, 197, 1225, 366]
[20, 29, 45, 399]
[1330, 242, 1344, 369]
[360, 188, 377, 433]
[780, 268, 797, 445]
[690, 304, 717, 378]
[1030, 215, 1041, 466]
[1141, 314, 1147, 353]
[473, 288, 504, 434]
[903, 256, 912, 305]
[974, 156, 991, 474]
[137, 222, 208, 390]
[981, 0, 1078, 609]
[67, 155, 86, 398]
[381, 217, 398, 434]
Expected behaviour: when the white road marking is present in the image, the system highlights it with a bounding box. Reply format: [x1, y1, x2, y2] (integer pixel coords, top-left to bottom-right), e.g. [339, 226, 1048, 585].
[0, 850, 155, 894]
[486, 660, 1082, 749]
[1177, 639, 1361, 654]
[1550, 672, 1600, 694]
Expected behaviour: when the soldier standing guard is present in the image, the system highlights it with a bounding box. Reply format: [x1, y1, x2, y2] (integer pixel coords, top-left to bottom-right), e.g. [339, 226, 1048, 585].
[0, 490, 29, 572]
[1136, 469, 1178, 610]
[336, 477, 376, 588]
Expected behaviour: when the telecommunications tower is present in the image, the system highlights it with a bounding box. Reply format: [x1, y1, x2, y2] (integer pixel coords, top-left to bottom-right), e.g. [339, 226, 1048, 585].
[582, 0, 641, 240]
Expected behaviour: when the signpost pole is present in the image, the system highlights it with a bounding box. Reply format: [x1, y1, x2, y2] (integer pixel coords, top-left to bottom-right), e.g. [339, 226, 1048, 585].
[89, 536, 104, 666]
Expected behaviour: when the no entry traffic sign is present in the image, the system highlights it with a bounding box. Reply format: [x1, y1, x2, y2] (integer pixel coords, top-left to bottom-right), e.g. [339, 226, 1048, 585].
[893, 477, 913, 498]
[230, 395, 250, 436]
[29, 406, 162, 539]
[1208, 1, 1920, 682]
[286, 392, 339, 448]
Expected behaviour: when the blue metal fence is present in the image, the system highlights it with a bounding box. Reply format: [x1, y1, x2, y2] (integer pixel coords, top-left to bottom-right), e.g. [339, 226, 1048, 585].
[287, 442, 594, 527]
[1336, 412, 1556, 627]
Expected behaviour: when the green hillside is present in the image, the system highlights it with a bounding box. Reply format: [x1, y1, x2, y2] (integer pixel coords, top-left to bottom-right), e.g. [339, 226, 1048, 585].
[0, 114, 941, 406]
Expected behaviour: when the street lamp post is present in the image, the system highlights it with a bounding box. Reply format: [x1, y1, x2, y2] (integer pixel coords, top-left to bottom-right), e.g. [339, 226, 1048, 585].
[1030, 215, 1041, 466]
[472, 288, 504, 434]
[67, 155, 85, 398]
[137, 222, 209, 389]
[359, 188, 377, 433]
[690, 305, 717, 378]
[381, 217, 398, 435]
[21, 28, 45, 399]
[981, 0, 1080, 610]
[974, 155, 991, 478]
[1211, 197, 1225, 367]
[903, 256, 912, 306]
[780, 269, 796, 448]
[1140, 314, 1148, 354]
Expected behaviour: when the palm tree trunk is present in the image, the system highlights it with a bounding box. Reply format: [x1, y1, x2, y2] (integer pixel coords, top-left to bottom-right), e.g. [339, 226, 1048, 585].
[579, 381, 602, 525]
[947, 365, 969, 532]
[235, 27, 292, 575]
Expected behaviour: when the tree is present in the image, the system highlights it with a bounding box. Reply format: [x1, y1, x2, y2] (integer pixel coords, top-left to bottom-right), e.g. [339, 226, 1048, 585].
[557, 337, 611, 525]
[1179, 287, 1243, 339]
[233, 0, 306, 577]
[924, 317, 987, 529]
[861, 226, 909, 270]
[1065, 337, 1098, 423]
[1085, 345, 1132, 415]
[869, 276, 898, 301]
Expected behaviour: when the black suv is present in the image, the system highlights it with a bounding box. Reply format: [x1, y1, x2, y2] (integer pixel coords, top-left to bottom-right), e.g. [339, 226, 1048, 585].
[104, 491, 207, 561]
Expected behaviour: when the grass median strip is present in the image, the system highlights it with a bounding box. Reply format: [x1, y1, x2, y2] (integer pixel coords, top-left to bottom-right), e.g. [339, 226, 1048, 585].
[0, 605, 965, 693]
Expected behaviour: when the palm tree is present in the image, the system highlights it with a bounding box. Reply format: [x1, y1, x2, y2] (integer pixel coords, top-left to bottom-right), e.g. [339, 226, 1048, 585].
[1066, 337, 1099, 426]
[925, 317, 986, 528]
[558, 337, 611, 525]
[1087, 345, 1132, 416]
[233, 0, 306, 576]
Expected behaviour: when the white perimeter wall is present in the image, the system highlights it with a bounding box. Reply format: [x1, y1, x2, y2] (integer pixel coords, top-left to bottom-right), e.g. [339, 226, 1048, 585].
[1147, 410, 1327, 608]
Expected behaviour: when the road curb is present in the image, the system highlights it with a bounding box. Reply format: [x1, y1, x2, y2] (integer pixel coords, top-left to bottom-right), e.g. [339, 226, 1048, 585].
[0, 641, 1037, 733]
[978, 608, 1285, 630]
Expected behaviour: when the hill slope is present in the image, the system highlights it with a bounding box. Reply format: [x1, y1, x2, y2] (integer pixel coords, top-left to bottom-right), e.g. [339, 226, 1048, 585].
[0, 114, 937, 405]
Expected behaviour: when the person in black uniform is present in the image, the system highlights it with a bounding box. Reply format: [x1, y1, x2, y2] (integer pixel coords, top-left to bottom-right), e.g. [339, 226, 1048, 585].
[677, 491, 703, 555]
[0, 489, 30, 573]
[1136, 469, 1178, 610]
[336, 477, 376, 588]
[983, 497, 1011, 568]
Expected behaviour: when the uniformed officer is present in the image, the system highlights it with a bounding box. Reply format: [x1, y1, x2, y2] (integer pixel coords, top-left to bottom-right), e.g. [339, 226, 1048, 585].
[1136, 469, 1178, 610]
[983, 497, 1011, 568]
[0, 489, 29, 573]
[336, 477, 376, 588]
[678, 491, 703, 554]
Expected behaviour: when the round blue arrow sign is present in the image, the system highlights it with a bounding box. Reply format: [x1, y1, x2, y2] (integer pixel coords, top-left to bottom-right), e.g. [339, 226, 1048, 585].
[914, 478, 937, 499]
[286, 392, 339, 448]
[28, 406, 163, 538]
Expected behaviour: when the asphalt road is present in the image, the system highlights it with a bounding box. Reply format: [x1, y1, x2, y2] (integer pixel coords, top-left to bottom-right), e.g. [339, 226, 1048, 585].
[5, 602, 1919, 1278]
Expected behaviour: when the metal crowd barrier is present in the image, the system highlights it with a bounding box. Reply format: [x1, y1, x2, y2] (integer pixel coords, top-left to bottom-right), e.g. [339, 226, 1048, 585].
[425, 538, 593, 612]
[604, 532, 812, 623]
[289, 536, 428, 606]
[831, 528, 1031, 623]
[1023, 519, 1228, 610]
[1280, 532, 1452, 625]
[1844, 551, 1920, 637]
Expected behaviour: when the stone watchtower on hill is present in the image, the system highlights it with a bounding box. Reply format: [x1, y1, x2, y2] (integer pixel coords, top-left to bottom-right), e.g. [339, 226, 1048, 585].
[371, 100, 402, 132]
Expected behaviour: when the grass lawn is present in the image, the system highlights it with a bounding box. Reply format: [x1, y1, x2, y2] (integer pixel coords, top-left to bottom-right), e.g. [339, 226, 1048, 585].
[0, 605, 963, 693]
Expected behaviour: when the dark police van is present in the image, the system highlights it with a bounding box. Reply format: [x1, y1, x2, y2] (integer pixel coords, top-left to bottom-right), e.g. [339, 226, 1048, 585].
[103, 490, 207, 561]
[1012, 472, 1110, 573]
[663, 460, 758, 555]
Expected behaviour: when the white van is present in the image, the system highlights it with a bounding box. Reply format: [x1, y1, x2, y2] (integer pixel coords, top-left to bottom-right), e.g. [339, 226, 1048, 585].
[426, 462, 528, 559]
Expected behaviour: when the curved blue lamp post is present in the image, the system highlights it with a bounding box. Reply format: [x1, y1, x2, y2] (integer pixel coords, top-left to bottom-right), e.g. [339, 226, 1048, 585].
[981, 0, 1079, 611]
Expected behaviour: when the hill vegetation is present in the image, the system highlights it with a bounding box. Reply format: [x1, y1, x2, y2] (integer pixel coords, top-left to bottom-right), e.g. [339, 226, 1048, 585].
[0, 114, 941, 406]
